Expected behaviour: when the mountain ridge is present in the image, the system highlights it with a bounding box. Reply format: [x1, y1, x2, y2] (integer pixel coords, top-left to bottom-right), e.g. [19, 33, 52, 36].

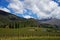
[0, 10, 60, 29]
[39, 18, 60, 26]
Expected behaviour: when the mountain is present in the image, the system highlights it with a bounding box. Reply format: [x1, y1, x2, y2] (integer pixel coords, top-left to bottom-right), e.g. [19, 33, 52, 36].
[0, 10, 26, 21]
[0, 10, 27, 28]
[0, 10, 60, 29]
[38, 18, 60, 29]
[39, 18, 60, 26]
[0, 10, 39, 28]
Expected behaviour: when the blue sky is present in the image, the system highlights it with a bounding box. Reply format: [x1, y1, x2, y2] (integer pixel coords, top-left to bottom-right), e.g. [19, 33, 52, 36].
[0, 0, 60, 19]
[53, 0, 60, 6]
[0, 0, 9, 7]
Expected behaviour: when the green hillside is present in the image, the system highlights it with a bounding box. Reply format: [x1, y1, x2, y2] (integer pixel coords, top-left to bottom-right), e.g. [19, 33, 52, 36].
[0, 10, 60, 40]
[0, 10, 60, 29]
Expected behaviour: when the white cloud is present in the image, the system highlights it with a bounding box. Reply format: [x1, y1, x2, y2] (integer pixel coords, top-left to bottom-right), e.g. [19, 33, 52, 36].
[7, 0, 60, 19]
[26, 0, 60, 19]
[51, 7, 60, 19]
[23, 15, 33, 19]
[8, 0, 24, 14]
[29, 0, 59, 19]
[0, 7, 10, 12]
[58, 0, 60, 2]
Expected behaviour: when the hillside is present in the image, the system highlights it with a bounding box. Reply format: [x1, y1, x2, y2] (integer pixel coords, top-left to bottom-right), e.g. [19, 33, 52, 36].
[0, 10, 27, 28]
[0, 10, 26, 21]
[0, 10, 60, 40]
[0, 10, 60, 30]
[39, 18, 60, 26]
[0, 10, 40, 28]
[39, 18, 60, 29]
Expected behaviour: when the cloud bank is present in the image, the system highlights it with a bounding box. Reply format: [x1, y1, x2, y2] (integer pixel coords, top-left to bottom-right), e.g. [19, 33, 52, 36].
[0, 7, 10, 12]
[6, 0, 60, 19]
[23, 15, 34, 19]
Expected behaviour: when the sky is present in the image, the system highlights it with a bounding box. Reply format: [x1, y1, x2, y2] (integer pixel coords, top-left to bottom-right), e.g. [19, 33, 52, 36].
[0, 0, 60, 19]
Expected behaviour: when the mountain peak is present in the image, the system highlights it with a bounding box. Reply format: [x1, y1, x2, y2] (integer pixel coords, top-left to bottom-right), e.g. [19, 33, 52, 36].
[39, 18, 60, 26]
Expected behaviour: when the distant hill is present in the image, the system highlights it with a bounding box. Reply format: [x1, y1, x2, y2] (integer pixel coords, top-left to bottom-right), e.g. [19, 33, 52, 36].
[0, 10, 27, 28]
[0, 10, 26, 21]
[38, 18, 60, 29]
[39, 18, 60, 26]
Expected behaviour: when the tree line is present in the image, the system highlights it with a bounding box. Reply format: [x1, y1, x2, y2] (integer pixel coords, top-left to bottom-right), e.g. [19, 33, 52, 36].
[0, 20, 57, 29]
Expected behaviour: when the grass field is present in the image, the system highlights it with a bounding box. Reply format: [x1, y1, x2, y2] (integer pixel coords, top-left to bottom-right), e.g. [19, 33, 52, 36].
[0, 37, 60, 40]
[0, 27, 60, 40]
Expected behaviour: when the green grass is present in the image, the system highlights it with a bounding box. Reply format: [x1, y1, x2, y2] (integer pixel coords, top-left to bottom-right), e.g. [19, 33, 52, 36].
[0, 27, 60, 40]
[0, 28, 19, 37]
[0, 37, 60, 40]
[19, 27, 60, 37]
[0, 27, 60, 37]
[20, 38, 60, 40]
